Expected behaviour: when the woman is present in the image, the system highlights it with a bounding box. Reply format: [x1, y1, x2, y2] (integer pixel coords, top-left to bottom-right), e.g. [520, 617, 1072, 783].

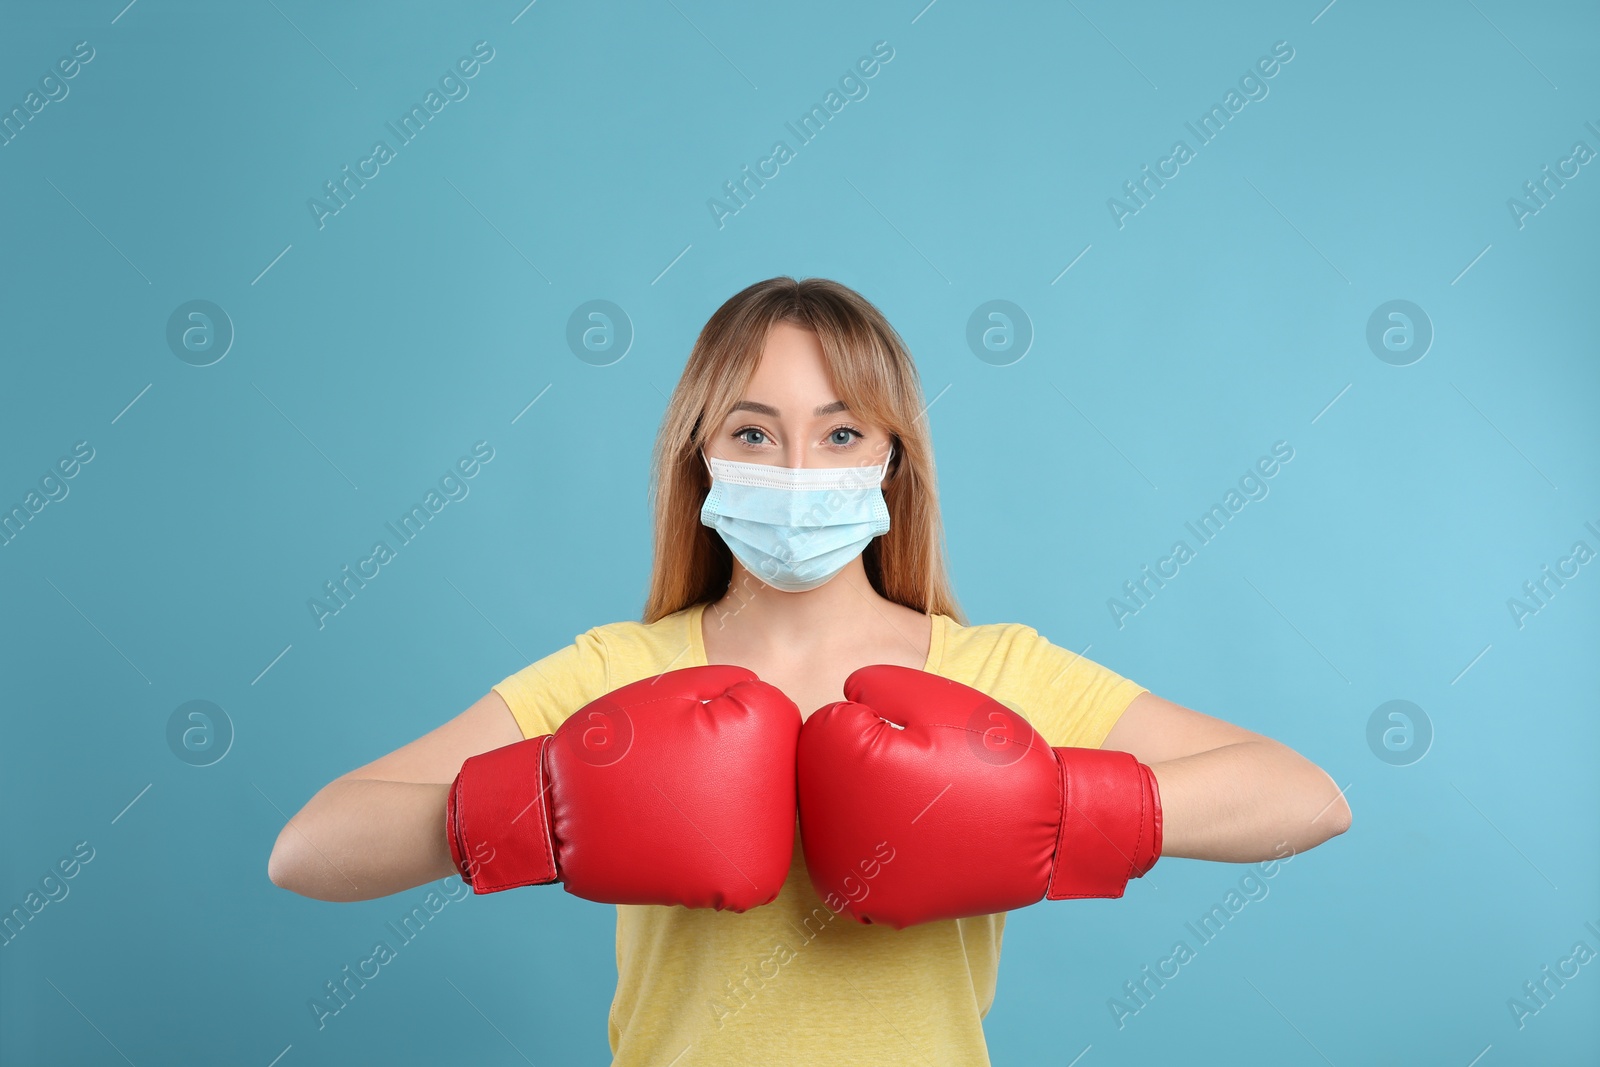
[269, 276, 1352, 1064]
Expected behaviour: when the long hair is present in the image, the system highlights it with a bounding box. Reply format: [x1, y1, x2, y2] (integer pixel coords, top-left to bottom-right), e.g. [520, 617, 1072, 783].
[642, 276, 965, 624]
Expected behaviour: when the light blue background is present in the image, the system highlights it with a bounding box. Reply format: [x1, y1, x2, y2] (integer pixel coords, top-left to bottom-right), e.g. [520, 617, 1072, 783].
[3, 1, 1597, 1063]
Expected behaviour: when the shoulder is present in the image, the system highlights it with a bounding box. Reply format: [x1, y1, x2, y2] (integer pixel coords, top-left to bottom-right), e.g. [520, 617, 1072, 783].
[937, 617, 1147, 749]
[936, 616, 1060, 693]
[491, 609, 701, 738]
[940, 616, 1045, 658]
[585, 604, 708, 687]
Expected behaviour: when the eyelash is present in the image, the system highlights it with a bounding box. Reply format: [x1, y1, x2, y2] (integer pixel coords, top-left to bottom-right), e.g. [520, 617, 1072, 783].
[732, 424, 864, 449]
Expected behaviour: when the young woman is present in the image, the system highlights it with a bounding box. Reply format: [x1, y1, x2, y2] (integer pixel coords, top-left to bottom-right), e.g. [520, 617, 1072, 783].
[269, 276, 1352, 1065]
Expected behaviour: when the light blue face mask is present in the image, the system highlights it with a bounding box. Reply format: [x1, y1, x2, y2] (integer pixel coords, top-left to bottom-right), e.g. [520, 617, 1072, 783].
[699, 445, 894, 593]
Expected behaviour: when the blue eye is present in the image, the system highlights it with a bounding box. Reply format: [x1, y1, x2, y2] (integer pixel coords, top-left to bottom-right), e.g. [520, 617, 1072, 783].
[829, 426, 864, 447]
[734, 427, 767, 446]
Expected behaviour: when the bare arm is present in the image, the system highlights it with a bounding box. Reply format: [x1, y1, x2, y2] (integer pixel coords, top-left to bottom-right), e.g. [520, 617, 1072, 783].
[267, 689, 526, 902]
[1100, 691, 1352, 862]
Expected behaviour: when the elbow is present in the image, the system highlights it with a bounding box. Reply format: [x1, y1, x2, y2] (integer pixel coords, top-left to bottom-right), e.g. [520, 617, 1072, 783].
[267, 826, 334, 899]
[267, 782, 357, 901]
[1308, 768, 1352, 844]
[1322, 793, 1353, 839]
[1268, 748, 1351, 853]
[267, 832, 304, 894]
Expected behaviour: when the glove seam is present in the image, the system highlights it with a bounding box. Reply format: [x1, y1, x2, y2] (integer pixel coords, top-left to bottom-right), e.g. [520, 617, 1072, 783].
[925, 720, 1053, 757]
[1138, 764, 1161, 876]
[447, 775, 471, 886]
[1046, 753, 1070, 899]
[536, 735, 556, 886]
[1129, 755, 1145, 882]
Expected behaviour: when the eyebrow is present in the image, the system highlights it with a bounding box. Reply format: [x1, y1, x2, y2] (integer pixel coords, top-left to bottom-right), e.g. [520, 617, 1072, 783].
[730, 399, 850, 418]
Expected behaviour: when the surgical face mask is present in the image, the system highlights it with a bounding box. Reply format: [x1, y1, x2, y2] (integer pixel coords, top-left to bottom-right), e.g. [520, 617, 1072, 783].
[699, 445, 894, 593]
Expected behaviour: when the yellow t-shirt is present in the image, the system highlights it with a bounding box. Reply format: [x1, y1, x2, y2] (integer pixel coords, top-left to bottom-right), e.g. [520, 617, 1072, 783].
[491, 601, 1148, 1067]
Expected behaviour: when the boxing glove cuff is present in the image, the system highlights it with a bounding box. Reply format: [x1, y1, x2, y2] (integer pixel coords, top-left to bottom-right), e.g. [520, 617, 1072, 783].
[1046, 747, 1163, 900]
[446, 735, 559, 894]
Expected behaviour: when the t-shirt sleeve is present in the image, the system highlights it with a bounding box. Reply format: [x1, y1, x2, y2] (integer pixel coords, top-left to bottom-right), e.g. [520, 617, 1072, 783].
[1004, 625, 1148, 751]
[490, 627, 610, 739]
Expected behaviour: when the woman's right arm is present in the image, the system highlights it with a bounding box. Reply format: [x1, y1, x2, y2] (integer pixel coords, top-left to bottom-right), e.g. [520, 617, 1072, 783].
[266, 689, 527, 902]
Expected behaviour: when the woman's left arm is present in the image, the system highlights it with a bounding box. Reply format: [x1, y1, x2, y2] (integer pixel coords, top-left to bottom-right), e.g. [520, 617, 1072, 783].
[1100, 691, 1353, 862]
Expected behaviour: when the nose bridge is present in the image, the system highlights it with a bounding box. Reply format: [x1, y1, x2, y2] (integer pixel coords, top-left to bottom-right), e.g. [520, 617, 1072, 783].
[783, 432, 807, 468]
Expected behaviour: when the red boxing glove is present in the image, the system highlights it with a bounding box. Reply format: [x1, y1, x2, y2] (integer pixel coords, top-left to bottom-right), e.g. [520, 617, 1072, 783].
[447, 664, 801, 911]
[797, 664, 1161, 929]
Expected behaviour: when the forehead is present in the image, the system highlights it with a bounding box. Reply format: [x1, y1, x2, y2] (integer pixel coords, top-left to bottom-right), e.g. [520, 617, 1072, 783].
[724, 322, 844, 416]
[750, 322, 830, 376]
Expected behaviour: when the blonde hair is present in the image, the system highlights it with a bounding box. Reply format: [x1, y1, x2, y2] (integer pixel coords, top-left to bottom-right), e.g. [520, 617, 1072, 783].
[642, 276, 965, 625]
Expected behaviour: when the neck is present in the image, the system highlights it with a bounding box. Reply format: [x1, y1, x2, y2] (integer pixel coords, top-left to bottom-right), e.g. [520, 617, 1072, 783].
[707, 557, 887, 653]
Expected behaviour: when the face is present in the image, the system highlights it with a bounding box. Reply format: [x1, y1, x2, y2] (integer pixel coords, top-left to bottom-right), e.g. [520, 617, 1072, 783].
[705, 321, 891, 470]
